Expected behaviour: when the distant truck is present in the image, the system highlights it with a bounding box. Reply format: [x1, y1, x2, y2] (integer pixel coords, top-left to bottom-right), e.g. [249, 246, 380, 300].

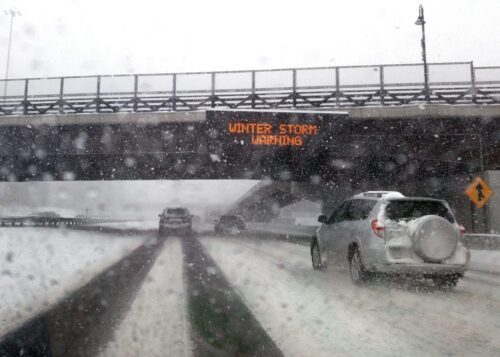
[158, 207, 192, 236]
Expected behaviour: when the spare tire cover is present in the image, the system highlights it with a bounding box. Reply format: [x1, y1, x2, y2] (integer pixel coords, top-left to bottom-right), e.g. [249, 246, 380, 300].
[410, 215, 458, 262]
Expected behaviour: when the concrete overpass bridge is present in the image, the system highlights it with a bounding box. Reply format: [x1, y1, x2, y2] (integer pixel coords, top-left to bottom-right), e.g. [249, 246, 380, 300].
[0, 106, 498, 230]
[1, 61, 500, 231]
[0, 106, 499, 181]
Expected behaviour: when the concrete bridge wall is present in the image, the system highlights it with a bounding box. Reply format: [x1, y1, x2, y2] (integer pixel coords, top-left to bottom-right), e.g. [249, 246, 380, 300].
[1, 107, 498, 232]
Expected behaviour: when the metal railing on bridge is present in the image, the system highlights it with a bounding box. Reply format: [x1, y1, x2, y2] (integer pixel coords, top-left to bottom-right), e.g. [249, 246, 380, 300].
[1, 61, 499, 116]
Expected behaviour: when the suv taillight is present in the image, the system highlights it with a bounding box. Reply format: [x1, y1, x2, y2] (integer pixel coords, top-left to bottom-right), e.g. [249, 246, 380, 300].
[459, 224, 466, 238]
[371, 219, 385, 239]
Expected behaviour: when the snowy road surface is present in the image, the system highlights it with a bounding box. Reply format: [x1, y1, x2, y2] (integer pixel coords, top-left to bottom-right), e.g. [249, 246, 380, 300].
[0, 227, 147, 339]
[200, 236, 500, 356]
[1, 230, 500, 356]
[99, 237, 192, 357]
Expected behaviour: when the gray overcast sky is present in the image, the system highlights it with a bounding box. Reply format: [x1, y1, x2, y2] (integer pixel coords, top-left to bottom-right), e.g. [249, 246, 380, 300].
[0, 0, 499, 78]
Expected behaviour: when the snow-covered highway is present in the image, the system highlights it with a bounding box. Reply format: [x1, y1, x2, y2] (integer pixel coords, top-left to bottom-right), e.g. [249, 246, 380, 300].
[0, 227, 148, 340]
[1, 228, 500, 356]
[201, 235, 500, 356]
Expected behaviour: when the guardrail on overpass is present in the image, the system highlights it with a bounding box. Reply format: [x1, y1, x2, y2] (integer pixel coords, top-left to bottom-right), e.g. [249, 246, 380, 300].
[1, 61, 499, 116]
[0, 216, 132, 227]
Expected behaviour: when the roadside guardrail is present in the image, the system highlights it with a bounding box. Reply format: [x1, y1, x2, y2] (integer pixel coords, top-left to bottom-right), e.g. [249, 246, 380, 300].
[464, 234, 500, 251]
[245, 222, 500, 251]
[0, 216, 132, 227]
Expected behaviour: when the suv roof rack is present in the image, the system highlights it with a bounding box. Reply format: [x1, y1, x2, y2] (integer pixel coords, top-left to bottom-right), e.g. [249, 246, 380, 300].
[354, 191, 405, 199]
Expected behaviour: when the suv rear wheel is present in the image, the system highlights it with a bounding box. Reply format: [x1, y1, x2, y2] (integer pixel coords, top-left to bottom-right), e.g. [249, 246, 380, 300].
[311, 239, 323, 270]
[349, 247, 371, 285]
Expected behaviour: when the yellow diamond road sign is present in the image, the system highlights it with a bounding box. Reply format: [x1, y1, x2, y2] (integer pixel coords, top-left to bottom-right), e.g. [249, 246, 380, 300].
[465, 176, 494, 208]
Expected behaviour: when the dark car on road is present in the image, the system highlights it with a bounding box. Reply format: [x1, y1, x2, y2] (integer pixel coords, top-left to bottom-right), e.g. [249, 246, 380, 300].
[26, 211, 62, 227]
[159, 207, 192, 236]
[215, 215, 246, 235]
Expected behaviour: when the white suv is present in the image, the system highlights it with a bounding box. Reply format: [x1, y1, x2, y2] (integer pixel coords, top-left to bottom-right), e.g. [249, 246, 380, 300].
[311, 191, 470, 287]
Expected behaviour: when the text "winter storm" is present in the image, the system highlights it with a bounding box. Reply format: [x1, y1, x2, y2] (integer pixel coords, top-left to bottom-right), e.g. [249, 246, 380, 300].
[228, 122, 318, 146]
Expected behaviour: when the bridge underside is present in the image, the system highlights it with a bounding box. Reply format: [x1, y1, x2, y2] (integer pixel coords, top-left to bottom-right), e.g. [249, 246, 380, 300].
[0, 109, 498, 182]
[0, 109, 497, 232]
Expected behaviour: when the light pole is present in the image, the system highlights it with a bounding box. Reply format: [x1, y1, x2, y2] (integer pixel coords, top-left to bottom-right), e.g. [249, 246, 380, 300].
[415, 4, 430, 102]
[3, 9, 21, 103]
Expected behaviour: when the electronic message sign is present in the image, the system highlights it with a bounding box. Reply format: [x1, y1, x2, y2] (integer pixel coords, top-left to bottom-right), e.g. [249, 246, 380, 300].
[227, 121, 318, 146]
[205, 109, 349, 179]
[207, 109, 347, 148]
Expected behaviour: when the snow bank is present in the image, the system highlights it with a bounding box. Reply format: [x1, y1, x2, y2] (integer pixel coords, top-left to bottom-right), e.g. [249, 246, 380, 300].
[0, 227, 147, 338]
[469, 250, 500, 274]
[246, 222, 318, 238]
[95, 220, 158, 230]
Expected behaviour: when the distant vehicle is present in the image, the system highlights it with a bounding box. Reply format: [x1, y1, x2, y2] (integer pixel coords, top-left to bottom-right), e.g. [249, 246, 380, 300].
[25, 211, 62, 227]
[214, 215, 246, 235]
[158, 207, 192, 236]
[311, 191, 470, 287]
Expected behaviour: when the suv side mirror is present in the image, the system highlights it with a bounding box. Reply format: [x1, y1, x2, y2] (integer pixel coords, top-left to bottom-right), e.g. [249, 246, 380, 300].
[318, 215, 327, 224]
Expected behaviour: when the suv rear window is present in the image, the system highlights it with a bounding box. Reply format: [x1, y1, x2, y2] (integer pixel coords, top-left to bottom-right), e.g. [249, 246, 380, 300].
[349, 199, 377, 220]
[385, 200, 455, 223]
[329, 199, 376, 223]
